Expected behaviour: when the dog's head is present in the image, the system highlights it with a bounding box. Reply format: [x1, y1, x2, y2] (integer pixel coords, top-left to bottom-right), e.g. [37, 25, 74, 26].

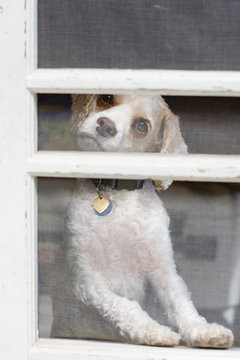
[71, 94, 187, 190]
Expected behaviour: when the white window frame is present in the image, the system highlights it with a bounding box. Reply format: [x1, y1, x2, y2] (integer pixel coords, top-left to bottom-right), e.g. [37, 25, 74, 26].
[1, 0, 240, 359]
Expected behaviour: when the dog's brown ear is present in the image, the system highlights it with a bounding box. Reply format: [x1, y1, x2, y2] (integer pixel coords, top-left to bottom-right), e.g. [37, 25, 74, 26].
[160, 107, 187, 155]
[154, 106, 187, 192]
[70, 95, 96, 134]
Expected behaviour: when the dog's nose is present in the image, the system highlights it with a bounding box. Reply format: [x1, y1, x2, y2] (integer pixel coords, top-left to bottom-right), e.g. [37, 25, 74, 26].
[96, 117, 117, 137]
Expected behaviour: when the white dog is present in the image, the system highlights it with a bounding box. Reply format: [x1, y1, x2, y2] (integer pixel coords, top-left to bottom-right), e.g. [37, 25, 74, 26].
[51, 94, 233, 348]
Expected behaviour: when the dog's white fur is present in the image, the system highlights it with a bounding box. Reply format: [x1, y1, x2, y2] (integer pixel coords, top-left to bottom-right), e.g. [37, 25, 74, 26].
[51, 95, 233, 348]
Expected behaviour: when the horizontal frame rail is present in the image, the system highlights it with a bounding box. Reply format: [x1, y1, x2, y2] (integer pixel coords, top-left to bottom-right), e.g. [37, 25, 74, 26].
[27, 69, 240, 96]
[27, 152, 240, 183]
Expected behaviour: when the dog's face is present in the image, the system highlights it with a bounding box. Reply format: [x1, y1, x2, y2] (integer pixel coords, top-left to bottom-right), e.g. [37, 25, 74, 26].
[71, 94, 187, 191]
[71, 94, 187, 154]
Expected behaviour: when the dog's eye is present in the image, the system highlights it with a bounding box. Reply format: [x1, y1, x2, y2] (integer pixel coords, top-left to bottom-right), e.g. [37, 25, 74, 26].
[100, 95, 114, 106]
[131, 118, 149, 136]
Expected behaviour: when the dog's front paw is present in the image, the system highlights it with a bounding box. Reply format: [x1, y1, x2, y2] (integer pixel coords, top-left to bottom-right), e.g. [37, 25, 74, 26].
[134, 324, 180, 347]
[185, 323, 233, 349]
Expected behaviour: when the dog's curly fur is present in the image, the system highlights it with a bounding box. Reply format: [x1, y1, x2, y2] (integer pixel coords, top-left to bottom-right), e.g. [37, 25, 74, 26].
[51, 94, 233, 348]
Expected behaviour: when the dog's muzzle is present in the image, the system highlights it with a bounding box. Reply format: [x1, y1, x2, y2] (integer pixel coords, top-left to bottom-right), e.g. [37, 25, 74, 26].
[77, 132, 101, 151]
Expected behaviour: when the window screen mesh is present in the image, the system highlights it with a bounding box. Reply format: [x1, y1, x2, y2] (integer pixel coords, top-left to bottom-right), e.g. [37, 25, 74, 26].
[38, 0, 240, 70]
[38, 0, 240, 347]
[38, 179, 240, 345]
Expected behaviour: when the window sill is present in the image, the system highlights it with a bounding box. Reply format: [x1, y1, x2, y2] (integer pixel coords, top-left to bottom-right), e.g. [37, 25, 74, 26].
[30, 338, 240, 360]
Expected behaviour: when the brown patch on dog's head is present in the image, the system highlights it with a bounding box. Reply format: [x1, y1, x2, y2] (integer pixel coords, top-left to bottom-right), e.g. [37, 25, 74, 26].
[71, 94, 96, 134]
[96, 95, 121, 111]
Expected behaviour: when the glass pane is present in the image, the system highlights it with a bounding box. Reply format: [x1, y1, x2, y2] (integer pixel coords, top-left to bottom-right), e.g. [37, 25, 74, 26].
[38, 94, 240, 155]
[38, 94, 77, 151]
[38, 0, 240, 70]
[38, 178, 240, 346]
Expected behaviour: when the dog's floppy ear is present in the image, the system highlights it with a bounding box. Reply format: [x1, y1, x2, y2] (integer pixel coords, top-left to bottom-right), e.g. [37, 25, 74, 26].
[154, 106, 187, 192]
[70, 94, 96, 134]
[160, 106, 187, 155]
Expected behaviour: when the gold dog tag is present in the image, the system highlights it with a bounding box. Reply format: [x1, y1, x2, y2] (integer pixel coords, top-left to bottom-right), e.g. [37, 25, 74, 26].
[93, 196, 112, 216]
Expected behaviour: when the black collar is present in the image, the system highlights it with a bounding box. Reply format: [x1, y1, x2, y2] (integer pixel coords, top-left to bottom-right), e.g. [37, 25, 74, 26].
[92, 179, 144, 191]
